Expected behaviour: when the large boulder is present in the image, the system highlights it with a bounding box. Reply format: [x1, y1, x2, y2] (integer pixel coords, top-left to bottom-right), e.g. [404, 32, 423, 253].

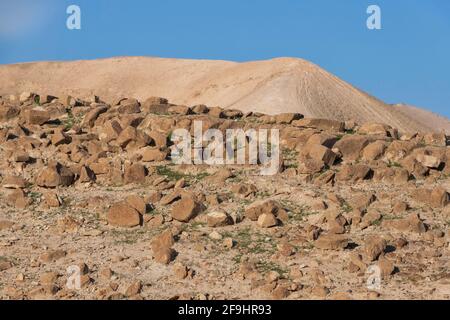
[36, 163, 75, 188]
[334, 135, 370, 161]
[106, 201, 141, 227]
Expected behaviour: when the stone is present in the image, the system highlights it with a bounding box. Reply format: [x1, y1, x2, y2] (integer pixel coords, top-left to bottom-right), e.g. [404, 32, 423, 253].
[334, 135, 370, 161]
[376, 257, 395, 278]
[6, 189, 30, 209]
[24, 108, 50, 125]
[257, 213, 278, 228]
[36, 163, 75, 188]
[106, 202, 141, 227]
[362, 141, 386, 161]
[125, 195, 147, 215]
[392, 201, 409, 214]
[40, 272, 59, 284]
[117, 126, 137, 148]
[245, 200, 281, 221]
[51, 129, 71, 146]
[206, 211, 233, 227]
[293, 118, 345, 132]
[40, 250, 66, 263]
[44, 192, 61, 208]
[81, 105, 108, 128]
[153, 247, 175, 264]
[124, 163, 147, 184]
[423, 132, 446, 147]
[118, 99, 141, 114]
[430, 187, 449, 207]
[79, 166, 96, 183]
[364, 236, 387, 262]
[171, 196, 204, 222]
[274, 113, 303, 124]
[208, 231, 223, 240]
[0, 260, 13, 271]
[2, 175, 27, 189]
[382, 213, 426, 233]
[124, 281, 142, 296]
[302, 143, 337, 167]
[99, 120, 122, 142]
[231, 184, 258, 197]
[358, 122, 391, 136]
[315, 234, 349, 250]
[173, 263, 189, 280]
[151, 230, 175, 251]
[141, 147, 168, 162]
[335, 164, 372, 182]
[416, 154, 441, 169]
[306, 133, 339, 149]
[0, 105, 20, 121]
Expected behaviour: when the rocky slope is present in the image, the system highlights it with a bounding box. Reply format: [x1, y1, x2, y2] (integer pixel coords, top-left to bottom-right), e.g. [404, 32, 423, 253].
[0, 92, 449, 300]
[0, 57, 449, 134]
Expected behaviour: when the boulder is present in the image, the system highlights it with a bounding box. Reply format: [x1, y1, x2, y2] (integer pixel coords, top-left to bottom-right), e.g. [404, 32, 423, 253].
[36, 163, 75, 188]
[106, 202, 141, 227]
[245, 200, 281, 221]
[171, 196, 205, 222]
[334, 135, 370, 161]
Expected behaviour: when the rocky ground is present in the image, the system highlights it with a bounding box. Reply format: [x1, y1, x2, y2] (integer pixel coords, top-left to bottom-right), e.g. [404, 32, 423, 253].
[0, 92, 449, 300]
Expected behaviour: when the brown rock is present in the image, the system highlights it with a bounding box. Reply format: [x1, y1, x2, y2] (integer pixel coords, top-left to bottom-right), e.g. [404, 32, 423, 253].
[245, 200, 281, 221]
[293, 118, 344, 132]
[125, 195, 147, 214]
[274, 113, 303, 124]
[207, 211, 233, 227]
[124, 281, 142, 296]
[376, 257, 395, 278]
[302, 143, 336, 167]
[40, 250, 66, 263]
[24, 108, 50, 125]
[364, 236, 387, 262]
[334, 135, 370, 160]
[257, 213, 278, 228]
[2, 175, 27, 189]
[36, 163, 75, 188]
[124, 163, 147, 184]
[141, 147, 168, 162]
[382, 213, 426, 233]
[106, 202, 141, 227]
[362, 141, 386, 161]
[171, 196, 204, 222]
[153, 247, 175, 264]
[315, 234, 349, 250]
[44, 192, 61, 207]
[81, 105, 108, 128]
[430, 187, 449, 208]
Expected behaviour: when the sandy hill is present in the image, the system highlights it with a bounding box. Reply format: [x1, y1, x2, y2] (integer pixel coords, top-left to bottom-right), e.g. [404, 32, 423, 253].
[0, 56, 448, 133]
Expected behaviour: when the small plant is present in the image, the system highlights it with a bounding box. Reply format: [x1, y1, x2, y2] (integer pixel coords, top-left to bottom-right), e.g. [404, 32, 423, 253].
[256, 260, 288, 278]
[387, 161, 402, 168]
[33, 95, 41, 106]
[156, 165, 209, 183]
[341, 201, 353, 214]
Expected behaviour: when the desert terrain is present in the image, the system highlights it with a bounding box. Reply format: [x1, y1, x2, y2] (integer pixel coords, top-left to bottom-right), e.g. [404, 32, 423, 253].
[0, 57, 449, 300]
[1, 57, 449, 134]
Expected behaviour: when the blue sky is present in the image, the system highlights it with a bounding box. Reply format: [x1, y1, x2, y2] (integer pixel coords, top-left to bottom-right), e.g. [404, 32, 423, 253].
[0, 0, 449, 117]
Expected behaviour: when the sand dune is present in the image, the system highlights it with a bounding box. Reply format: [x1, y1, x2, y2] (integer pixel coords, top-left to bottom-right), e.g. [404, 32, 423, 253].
[0, 56, 448, 133]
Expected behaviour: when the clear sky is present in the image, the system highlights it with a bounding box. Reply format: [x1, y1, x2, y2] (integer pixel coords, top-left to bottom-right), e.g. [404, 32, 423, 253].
[1, 0, 449, 117]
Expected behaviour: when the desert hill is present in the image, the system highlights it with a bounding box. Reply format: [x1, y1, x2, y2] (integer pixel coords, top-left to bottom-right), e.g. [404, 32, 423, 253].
[0, 56, 448, 133]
